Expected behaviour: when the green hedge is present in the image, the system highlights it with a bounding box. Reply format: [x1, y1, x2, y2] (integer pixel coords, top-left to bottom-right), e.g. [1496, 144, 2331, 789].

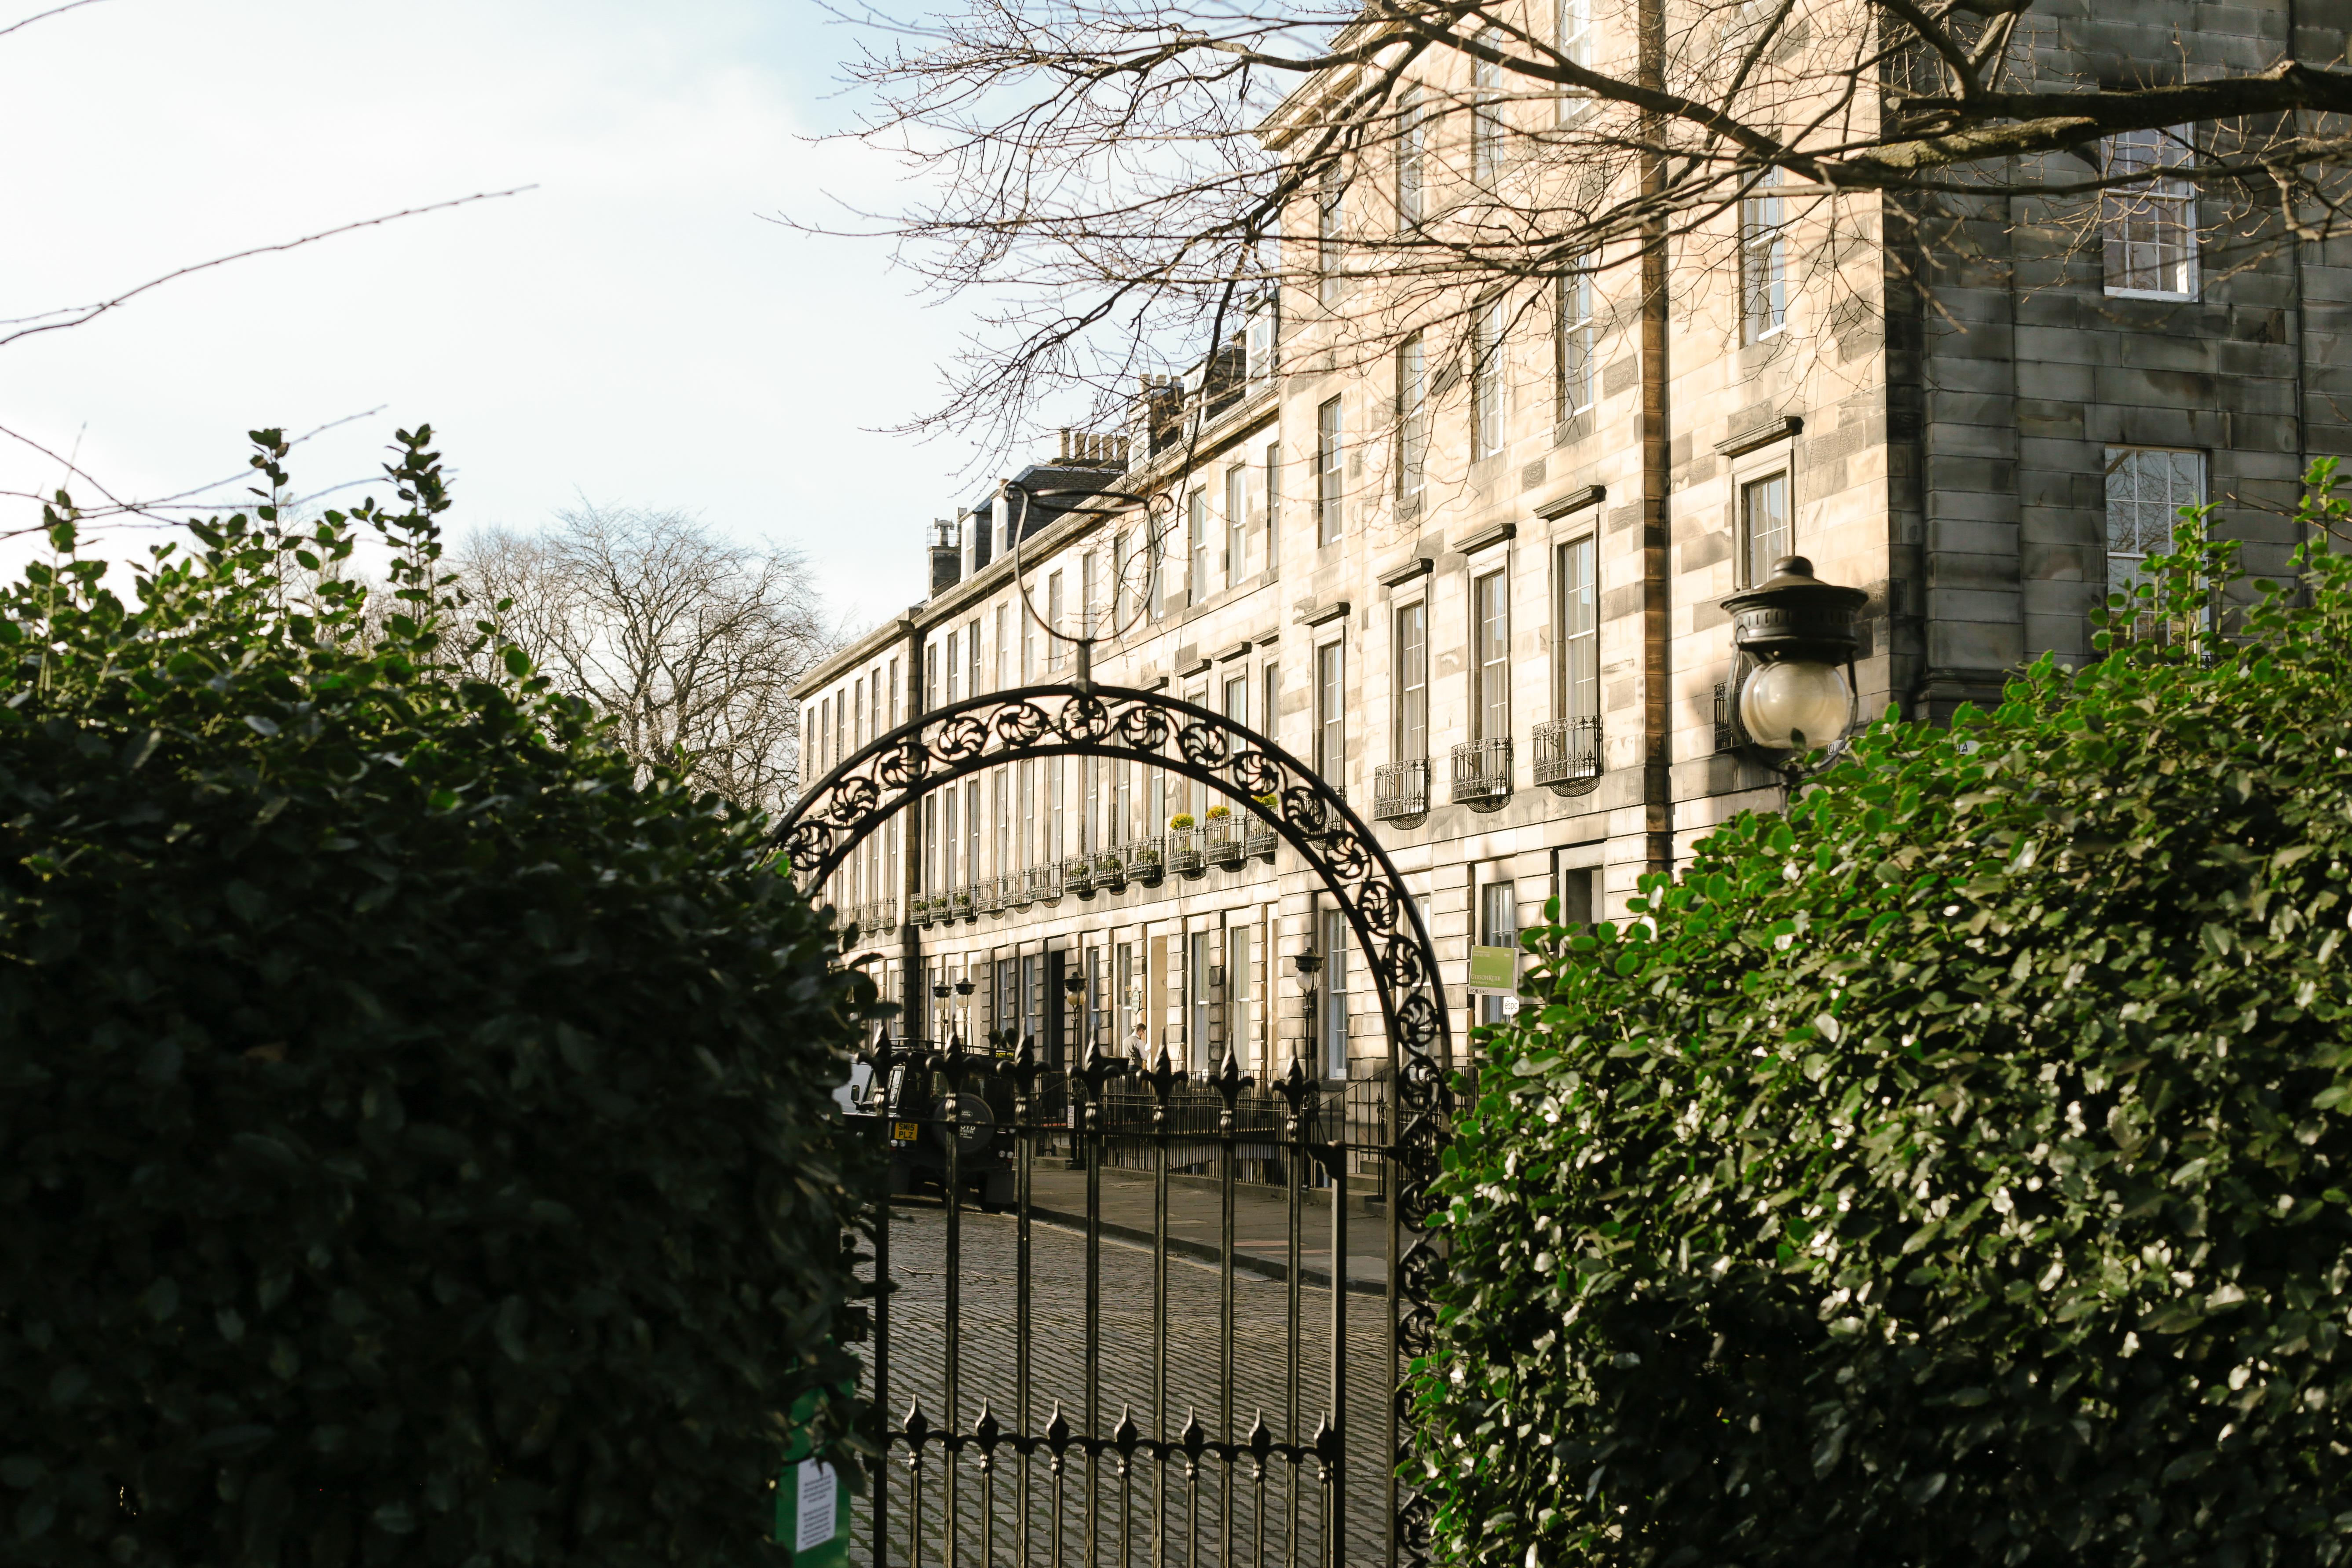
[0, 431, 871, 1567]
[1416, 477, 2352, 1566]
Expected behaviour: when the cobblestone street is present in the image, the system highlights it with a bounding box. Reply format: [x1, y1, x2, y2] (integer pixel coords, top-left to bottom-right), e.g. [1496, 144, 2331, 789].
[854, 1199, 1405, 1565]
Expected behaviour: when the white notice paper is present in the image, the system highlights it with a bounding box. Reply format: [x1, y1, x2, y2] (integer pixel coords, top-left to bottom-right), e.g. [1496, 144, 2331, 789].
[795, 1458, 837, 1554]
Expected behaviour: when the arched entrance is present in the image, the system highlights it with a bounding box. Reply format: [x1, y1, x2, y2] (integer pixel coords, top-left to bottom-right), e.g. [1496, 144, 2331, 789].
[775, 680, 1451, 1567]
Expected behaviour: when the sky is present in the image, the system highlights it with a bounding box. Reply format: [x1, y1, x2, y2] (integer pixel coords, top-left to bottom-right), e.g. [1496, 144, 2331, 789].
[0, 0, 985, 629]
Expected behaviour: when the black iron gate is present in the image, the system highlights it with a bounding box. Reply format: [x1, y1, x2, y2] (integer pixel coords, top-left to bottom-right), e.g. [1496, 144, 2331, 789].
[776, 684, 1451, 1567]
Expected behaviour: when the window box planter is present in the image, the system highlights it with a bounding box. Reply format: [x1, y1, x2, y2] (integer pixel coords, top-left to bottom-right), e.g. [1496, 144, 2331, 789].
[1064, 854, 1095, 899]
[1094, 851, 1127, 895]
[1125, 837, 1166, 889]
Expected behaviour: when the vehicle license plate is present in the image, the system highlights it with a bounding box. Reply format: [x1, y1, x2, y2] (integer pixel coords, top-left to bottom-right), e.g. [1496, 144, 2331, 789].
[893, 1122, 918, 1142]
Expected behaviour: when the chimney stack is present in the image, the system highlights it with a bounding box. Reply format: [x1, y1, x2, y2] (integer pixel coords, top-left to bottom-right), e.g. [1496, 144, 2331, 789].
[928, 518, 962, 599]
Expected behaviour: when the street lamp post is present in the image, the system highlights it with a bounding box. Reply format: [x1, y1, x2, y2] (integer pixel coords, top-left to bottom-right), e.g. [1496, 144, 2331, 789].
[1721, 554, 1869, 773]
[930, 980, 951, 1047]
[1292, 944, 1324, 1079]
[954, 976, 975, 1050]
[1063, 967, 1087, 1065]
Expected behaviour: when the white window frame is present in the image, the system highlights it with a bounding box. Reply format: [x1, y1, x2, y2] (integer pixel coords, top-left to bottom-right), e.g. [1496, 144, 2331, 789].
[1395, 84, 1426, 227]
[1473, 295, 1508, 460]
[1472, 567, 1510, 741]
[2103, 446, 2204, 600]
[1187, 489, 1209, 605]
[1394, 595, 1429, 760]
[2103, 127, 2199, 301]
[1738, 468, 1792, 588]
[1555, 0, 1593, 124]
[1472, 31, 1505, 186]
[1316, 396, 1345, 547]
[1555, 534, 1598, 720]
[1555, 263, 1595, 420]
[1314, 636, 1347, 781]
[1739, 169, 1787, 345]
[1397, 334, 1428, 501]
[1225, 465, 1247, 587]
[1317, 164, 1345, 308]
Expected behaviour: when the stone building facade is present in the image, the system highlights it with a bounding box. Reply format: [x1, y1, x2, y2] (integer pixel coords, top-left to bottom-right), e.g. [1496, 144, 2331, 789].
[794, 0, 2351, 1080]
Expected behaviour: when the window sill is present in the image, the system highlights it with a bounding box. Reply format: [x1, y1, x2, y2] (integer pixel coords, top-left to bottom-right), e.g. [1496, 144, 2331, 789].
[2103, 286, 2199, 303]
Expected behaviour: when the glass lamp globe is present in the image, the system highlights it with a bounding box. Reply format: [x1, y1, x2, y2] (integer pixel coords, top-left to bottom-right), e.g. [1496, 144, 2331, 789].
[1738, 658, 1853, 751]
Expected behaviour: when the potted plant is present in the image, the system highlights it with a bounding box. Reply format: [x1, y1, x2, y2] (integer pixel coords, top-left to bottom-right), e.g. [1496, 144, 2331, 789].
[1129, 837, 1165, 888]
[1064, 853, 1094, 899]
[1095, 848, 1127, 893]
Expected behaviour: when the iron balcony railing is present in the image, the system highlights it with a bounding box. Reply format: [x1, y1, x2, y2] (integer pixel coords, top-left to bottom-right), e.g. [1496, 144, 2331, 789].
[1122, 833, 1167, 886]
[915, 817, 1304, 924]
[1166, 824, 1207, 878]
[1451, 736, 1513, 811]
[1531, 715, 1604, 794]
[1203, 813, 1247, 868]
[1372, 758, 1430, 823]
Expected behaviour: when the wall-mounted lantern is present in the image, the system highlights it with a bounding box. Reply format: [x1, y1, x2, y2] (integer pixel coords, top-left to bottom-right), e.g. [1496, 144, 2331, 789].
[1720, 555, 1868, 755]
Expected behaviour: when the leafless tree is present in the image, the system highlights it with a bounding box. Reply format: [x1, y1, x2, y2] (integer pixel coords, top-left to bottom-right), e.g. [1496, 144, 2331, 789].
[456, 505, 845, 815]
[812, 0, 2352, 446]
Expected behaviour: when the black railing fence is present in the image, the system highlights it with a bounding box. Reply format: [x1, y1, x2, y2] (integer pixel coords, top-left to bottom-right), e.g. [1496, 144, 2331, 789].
[847, 1035, 1438, 1568]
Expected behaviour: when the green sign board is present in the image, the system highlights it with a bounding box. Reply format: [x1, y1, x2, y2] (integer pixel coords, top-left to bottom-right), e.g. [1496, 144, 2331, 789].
[1467, 944, 1517, 995]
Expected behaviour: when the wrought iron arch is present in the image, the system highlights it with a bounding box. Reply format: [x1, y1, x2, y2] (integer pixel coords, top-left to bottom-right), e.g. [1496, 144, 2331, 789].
[773, 680, 1453, 1560]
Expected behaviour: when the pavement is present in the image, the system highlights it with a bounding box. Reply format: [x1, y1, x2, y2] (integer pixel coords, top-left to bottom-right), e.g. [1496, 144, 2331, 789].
[1019, 1163, 1394, 1294]
[856, 1202, 1404, 1567]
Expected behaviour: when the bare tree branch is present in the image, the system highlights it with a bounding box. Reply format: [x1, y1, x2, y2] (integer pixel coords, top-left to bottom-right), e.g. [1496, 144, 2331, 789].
[454, 506, 850, 816]
[0, 188, 538, 348]
[796, 0, 2352, 447]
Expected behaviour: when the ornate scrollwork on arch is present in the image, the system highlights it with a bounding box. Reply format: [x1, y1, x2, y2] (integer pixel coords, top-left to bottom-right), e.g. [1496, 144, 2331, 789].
[774, 681, 1454, 1568]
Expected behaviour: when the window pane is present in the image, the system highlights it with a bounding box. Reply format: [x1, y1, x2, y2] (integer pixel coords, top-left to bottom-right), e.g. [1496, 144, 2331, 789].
[1741, 473, 1790, 585]
[1741, 172, 1787, 343]
[1397, 336, 1427, 500]
[1475, 570, 1509, 738]
[1396, 86, 1424, 225]
[1265, 442, 1282, 571]
[1395, 601, 1427, 757]
[2103, 128, 2198, 297]
[2105, 446, 2203, 594]
[1318, 165, 1344, 307]
[1474, 298, 1506, 458]
[1556, 265, 1594, 419]
[1316, 641, 1346, 779]
[1317, 397, 1344, 546]
[1560, 536, 1597, 718]
[1319, 906, 1349, 1076]
[1225, 466, 1247, 583]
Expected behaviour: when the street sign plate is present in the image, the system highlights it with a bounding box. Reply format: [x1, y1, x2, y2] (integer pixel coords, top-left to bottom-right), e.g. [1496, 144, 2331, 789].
[1467, 943, 1517, 995]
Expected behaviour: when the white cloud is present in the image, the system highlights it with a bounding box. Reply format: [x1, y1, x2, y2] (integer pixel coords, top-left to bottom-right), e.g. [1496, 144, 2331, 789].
[0, 0, 982, 627]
